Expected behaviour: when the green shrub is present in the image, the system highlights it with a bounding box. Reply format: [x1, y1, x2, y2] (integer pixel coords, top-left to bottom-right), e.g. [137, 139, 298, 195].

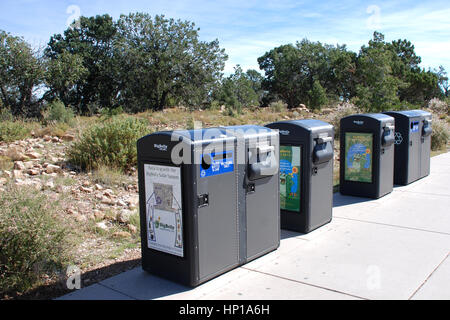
[269, 100, 288, 113]
[209, 100, 221, 110]
[67, 116, 149, 171]
[431, 118, 449, 151]
[0, 108, 14, 121]
[0, 120, 32, 142]
[0, 185, 70, 295]
[92, 165, 134, 188]
[44, 100, 74, 125]
[100, 106, 124, 118]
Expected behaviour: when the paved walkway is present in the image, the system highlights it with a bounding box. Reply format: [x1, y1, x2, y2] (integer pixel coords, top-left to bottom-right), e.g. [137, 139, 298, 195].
[59, 152, 450, 300]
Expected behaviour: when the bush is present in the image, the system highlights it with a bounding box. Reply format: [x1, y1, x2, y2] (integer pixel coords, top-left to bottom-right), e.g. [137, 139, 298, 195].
[208, 100, 221, 110]
[67, 116, 149, 171]
[269, 100, 288, 113]
[0, 185, 69, 295]
[431, 118, 449, 151]
[100, 106, 124, 118]
[0, 121, 33, 142]
[43, 100, 74, 125]
[428, 98, 449, 115]
[330, 103, 361, 139]
[92, 165, 134, 188]
[0, 108, 14, 122]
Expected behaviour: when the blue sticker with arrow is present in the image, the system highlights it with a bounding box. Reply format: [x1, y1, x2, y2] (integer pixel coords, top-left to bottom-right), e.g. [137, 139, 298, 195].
[200, 151, 234, 178]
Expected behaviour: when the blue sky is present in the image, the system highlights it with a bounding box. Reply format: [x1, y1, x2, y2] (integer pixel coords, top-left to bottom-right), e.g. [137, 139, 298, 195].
[1, 0, 449, 75]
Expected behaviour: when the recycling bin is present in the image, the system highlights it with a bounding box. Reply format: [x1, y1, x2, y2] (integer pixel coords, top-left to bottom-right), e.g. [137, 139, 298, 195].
[340, 114, 395, 199]
[383, 110, 432, 185]
[266, 120, 334, 233]
[137, 125, 279, 287]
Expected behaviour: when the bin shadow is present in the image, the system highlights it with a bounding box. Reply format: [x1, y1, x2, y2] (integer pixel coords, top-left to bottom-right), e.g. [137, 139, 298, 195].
[280, 229, 306, 240]
[97, 267, 192, 300]
[332, 192, 374, 208]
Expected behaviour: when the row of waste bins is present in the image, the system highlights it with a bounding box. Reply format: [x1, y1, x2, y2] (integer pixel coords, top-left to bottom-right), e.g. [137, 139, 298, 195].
[136, 109, 432, 287]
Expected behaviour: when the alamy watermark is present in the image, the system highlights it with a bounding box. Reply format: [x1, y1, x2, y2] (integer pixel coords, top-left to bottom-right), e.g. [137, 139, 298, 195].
[366, 5, 381, 30]
[66, 265, 81, 290]
[66, 4, 81, 30]
[167, 121, 279, 173]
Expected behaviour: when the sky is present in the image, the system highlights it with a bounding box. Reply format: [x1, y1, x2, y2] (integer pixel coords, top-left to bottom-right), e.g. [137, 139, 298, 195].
[1, 0, 449, 75]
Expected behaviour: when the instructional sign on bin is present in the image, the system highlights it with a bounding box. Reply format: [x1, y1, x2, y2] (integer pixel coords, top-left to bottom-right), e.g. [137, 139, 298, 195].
[279, 146, 301, 212]
[345, 132, 373, 183]
[144, 164, 184, 257]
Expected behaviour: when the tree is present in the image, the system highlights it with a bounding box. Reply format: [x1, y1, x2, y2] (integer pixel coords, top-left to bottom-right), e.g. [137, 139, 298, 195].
[354, 32, 404, 111]
[44, 50, 88, 108]
[308, 80, 328, 110]
[45, 14, 119, 114]
[258, 44, 305, 108]
[435, 66, 449, 97]
[115, 13, 227, 112]
[258, 40, 356, 108]
[214, 65, 259, 111]
[245, 69, 264, 104]
[0, 30, 44, 117]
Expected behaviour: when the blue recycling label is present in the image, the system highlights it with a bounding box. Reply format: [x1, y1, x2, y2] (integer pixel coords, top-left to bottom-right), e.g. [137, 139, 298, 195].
[411, 121, 419, 133]
[200, 151, 234, 178]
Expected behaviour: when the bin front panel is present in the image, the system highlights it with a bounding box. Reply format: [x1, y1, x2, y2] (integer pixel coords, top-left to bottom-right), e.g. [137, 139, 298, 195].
[196, 142, 239, 281]
[408, 119, 422, 183]
[340, 114, 394, 199]
[420, 120, 431, 178]
[241, 128, 280, 261]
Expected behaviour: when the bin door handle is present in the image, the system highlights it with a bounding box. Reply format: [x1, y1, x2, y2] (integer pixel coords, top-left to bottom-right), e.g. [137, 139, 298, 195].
[317, 136, 332, 144]
[257, 145, 275, 154]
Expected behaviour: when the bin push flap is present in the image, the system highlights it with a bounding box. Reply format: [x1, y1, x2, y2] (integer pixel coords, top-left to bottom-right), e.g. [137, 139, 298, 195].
[382, 124, 395, 146]
[422, 119, 432, 137]
[313, 134, 333, 164]
[248, 143, 278, 181]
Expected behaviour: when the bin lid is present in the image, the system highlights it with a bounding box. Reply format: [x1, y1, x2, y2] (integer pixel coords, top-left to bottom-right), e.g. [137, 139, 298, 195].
[410, 109, 432, 118]
[384, 110, 422, 119]
[267, 119, 333, 131]
[342, 113, 394, 122]
[139, 127, 234, 144]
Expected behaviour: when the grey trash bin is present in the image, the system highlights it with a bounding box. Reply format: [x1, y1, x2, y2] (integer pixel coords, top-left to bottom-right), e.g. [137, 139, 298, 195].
[340, 114, 395, 199]
[383, 110, 432, 185]
[137, 125, 280, 287]
[265, 120, 334, 233]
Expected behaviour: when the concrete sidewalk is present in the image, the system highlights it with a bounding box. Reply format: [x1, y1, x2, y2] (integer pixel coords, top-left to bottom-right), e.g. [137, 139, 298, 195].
[59, 152, 450, 300]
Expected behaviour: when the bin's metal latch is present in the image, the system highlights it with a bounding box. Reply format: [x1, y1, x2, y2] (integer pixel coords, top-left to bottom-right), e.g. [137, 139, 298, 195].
[198, 194, 209, 208]
[246, 183, 256, 194]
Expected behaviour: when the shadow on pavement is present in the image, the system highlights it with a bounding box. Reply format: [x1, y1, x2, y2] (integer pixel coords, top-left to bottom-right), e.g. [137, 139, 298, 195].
[98, 268, 192, 300]
[3, 258, 142, 300]
[332, 192, 373, 208]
